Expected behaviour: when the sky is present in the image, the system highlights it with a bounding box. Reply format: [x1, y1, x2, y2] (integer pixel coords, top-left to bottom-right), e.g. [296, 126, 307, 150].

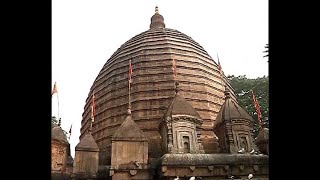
[52, 0, 268, 157]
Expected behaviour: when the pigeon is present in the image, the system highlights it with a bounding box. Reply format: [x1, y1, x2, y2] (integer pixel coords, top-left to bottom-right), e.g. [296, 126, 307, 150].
[134, 161, 141, 167]
[174, 176, 179, 180]
[227, 175, 235, 179]
[189, 177, 195, 180]
[248, 173, 253, 179]
[238, 148, 245, 153]
[250, 149, 255, 154]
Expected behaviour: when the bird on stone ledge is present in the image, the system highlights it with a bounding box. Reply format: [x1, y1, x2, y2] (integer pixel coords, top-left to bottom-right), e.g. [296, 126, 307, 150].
[174, 176, 179, 180]
[238, 148, 245, 153]
[248, 173, 253, 179]
[189, 177, 195, 180]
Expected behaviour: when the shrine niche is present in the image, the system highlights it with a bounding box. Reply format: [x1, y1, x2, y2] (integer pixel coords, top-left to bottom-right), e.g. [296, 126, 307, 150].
[213, 87, 258, 154]
[159, 83, 204, 154]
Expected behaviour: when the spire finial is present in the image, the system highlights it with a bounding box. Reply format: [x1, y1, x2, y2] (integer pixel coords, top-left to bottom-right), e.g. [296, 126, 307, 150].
[175, 81, 180, 94]
[58, 118, 61, 127]
[128, 59, 133, 115]
[150, 6, 165, 29]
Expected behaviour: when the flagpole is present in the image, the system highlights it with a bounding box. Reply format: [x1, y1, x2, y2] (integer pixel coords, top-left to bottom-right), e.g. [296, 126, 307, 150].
[252, 90, 263, 129]
[68, 123, 72, 141]
[172, 58, 178, 87]
[217, 53, 226, 106]
[128, 60, 132, 111]
[52, 82, 60, 121]
[89, 91, 95, 134]
[217, 53, 225, 91]
[57, 92, 60, 121]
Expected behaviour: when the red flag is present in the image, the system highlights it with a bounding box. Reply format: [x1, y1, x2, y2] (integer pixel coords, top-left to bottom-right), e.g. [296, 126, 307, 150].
[129, 60, 133, 83]
[52, 82, 58, 95]
[252, 90, 263, 128]
[172, 59, 177, 79]
[91, 92, 96, 122]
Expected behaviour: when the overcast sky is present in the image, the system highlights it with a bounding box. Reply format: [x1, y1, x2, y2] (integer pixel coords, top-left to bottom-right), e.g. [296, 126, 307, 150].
[52, 0, 268, 157]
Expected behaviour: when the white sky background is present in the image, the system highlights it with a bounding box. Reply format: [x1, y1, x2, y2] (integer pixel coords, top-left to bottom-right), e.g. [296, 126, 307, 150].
[52, 0, 268, 157]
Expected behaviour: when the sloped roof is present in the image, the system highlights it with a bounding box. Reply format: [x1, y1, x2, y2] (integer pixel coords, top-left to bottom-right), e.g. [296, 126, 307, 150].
[165, 93, 201, 119]
[112, 114, 147, 141]
[215, 88, 254, 126]
[75, 133, 99, 152]
[256, 128, 269, 143]
[51, 126, 69, 144]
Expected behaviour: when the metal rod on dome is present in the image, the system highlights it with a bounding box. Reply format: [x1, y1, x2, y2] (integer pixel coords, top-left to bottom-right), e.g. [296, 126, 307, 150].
[129, 77, 131, 110]
[52, 82, 60, 122]
[57, 93, 60, 121]
[217, 53, 226, 105]
[128, 59, 133, 111]
[217, 53, 225, 91]
[88, 91, 95, 134]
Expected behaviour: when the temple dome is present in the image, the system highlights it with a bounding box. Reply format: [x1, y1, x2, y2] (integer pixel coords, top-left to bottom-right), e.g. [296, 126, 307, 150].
[80, 7, 236, 165]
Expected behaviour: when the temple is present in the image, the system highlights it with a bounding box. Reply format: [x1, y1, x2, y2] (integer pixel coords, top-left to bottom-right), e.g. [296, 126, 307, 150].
[52, 6, 269, 180]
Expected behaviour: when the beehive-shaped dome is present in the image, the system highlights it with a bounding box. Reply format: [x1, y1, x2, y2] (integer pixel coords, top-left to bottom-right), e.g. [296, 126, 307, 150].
[80, 7, 235, 165]
[52, 126, 69, 144]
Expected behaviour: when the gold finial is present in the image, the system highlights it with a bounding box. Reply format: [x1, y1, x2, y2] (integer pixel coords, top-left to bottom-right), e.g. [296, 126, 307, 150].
[155, 6, 159, 14]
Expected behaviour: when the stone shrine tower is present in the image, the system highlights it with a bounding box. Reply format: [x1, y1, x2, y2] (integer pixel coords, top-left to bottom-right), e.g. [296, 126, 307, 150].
[110, 109, 149, 179]
[213, 87, 258, 153]
[159, 82, 204, 154]
[51, 120, 69, 174]
[72, 126, 99, 179]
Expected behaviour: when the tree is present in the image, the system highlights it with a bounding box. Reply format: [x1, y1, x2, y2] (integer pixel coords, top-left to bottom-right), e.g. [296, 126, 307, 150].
[227, 75, 269, 137]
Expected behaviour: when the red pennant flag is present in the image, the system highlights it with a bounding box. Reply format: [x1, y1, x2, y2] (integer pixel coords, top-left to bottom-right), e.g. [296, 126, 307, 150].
[252, 90, 263, 128]
[91, 92, 96, 122]
[129, 60, 133, 83]
[52, 82, 58, 96]
[172, 59, 177, 79]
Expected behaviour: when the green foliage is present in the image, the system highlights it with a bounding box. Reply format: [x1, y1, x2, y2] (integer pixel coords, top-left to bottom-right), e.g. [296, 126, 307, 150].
[227, 75, 269, 137]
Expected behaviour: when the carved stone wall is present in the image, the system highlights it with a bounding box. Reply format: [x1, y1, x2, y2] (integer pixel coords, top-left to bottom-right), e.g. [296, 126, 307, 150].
[111, 141, 148, 167]
[51, 141, 67, 173]
[214, 119, 257, 153]
[73, 151, 99, 175]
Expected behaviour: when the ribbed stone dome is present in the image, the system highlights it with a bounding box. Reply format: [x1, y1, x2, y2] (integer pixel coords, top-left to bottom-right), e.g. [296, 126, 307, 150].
[80, 7, 235, 165]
